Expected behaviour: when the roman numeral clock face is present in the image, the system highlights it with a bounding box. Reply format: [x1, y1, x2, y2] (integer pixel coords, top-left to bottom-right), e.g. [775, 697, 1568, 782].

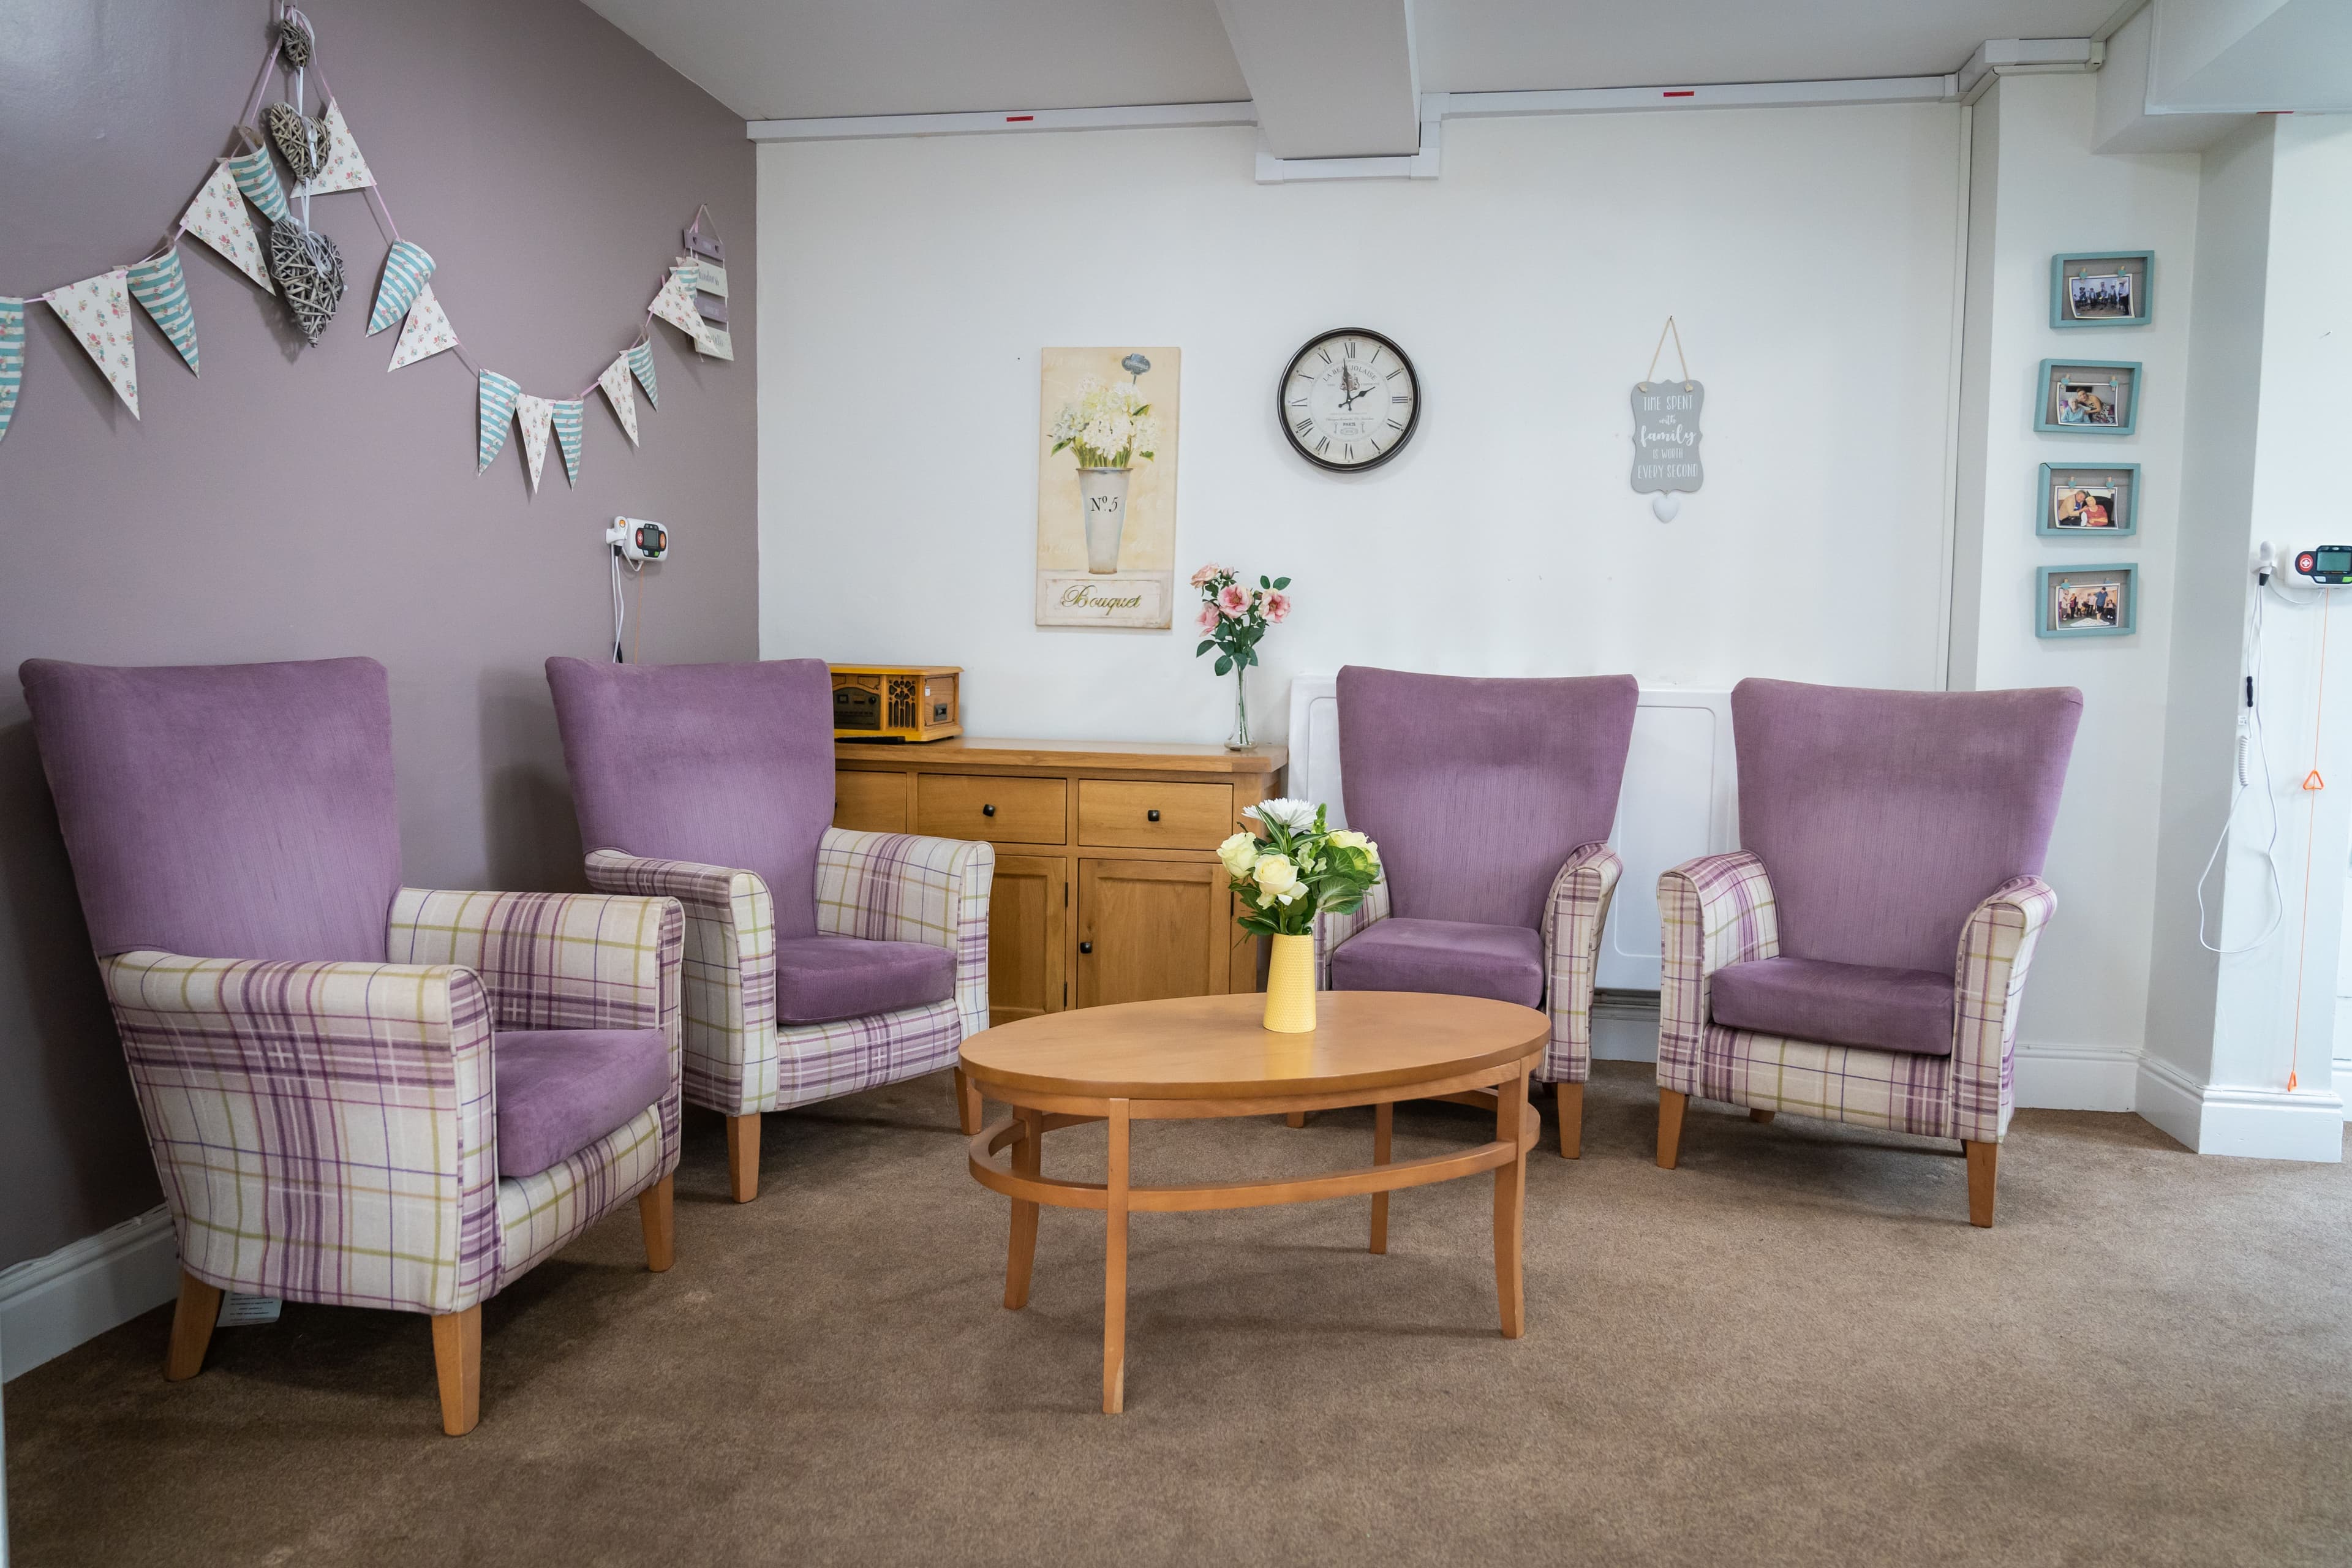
[1279, 329, 1419, 472]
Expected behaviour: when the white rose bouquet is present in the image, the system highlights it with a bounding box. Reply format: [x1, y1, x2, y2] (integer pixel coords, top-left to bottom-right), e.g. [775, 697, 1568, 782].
[1218, 797, 1382, 939]
[1049, 375, 1160, 470]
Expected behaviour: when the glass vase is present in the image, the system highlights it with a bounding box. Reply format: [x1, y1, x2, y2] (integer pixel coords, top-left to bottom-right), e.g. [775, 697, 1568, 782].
[1225, 666, 1251, 751]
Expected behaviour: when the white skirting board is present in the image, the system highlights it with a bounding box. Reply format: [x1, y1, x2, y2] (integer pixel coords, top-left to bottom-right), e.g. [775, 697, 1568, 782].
[0, 1205, 178, 1383]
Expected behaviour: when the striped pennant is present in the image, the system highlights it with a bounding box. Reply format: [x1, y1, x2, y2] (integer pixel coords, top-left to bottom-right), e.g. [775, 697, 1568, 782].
[478, 370, 519, 471]
[226, 141, 290, 224]
[627, 339, 658, 409]
[0, 298, 22, 447]
[368, 240, 435, 334]
[550, 398, 586, 486]
[597, 352, 639, 445]
[649, 266, 701, 341]
[513, 393, 553, 493]
[126, 247, 200, 375]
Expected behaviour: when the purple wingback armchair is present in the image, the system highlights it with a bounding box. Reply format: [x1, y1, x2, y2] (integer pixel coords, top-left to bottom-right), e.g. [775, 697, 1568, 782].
[1315, 666, 1640, 1158]
[1655, 677, 2081, 1226]
[546, 657, 993, 1203]
[20, 657, 685, 1436]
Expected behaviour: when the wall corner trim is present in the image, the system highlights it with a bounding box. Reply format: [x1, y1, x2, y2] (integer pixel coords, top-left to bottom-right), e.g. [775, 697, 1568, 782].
[0, 1205, 178, 1382]
[2135, 1052, 2346, 1161]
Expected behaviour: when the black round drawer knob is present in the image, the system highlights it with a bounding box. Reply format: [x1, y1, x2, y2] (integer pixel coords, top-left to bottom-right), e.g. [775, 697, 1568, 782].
[981, 804, 996, 817]
[1147, 809, 1161, 822]
[1079, 941, 1093, 955]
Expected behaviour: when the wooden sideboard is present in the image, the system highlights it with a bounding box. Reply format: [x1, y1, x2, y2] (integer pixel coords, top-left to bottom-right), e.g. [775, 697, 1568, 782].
[834, 739, 1287, 1026]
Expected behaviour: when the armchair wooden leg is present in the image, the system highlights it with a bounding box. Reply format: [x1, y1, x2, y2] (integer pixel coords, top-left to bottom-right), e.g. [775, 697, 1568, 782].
[164, 1271, 222, 1381]
[1964, 1140, 1999, 1228]
[1656, 1088, 1688, 1170]
[1750, 1108, 1776, 1125]
[725, 1113, 761, 1204]
[638, 1174, 676, 1272]
[954, 1067, 983, 1137]
[431, 1306, 481, 1438]
[1556, 1081, 1585, 1159]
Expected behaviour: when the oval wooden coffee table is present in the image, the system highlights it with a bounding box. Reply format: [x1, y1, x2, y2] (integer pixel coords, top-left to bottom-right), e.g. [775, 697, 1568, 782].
[961, 990, 1548, 1413]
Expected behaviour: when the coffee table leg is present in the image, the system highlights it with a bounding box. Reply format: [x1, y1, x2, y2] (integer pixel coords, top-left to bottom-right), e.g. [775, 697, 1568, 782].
[1493, 1066, 1528, 1339]
[1005, 1107, 1044, 1310]
[1370, 1101, 1392, 1254]
[1104, 1098, 1131, 1414]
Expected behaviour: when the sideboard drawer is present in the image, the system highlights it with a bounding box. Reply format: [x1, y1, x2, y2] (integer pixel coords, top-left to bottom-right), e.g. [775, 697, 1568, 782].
[834, 770, 907, 833]
[1077, 780, 1237, 851]
[917, 774, 1068, 845]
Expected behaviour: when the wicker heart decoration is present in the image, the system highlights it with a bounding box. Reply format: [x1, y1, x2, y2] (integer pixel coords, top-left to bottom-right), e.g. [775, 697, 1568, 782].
[276, 15, 314, 67]
[268, 221, 345, 345]
[264, 102, 328, 185]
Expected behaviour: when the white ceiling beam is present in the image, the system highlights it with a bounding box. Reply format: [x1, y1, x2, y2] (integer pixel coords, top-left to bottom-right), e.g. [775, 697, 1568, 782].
[747, 102, 1256, 143]
[1212, 0, 1422, 159]
[2147, 0, 2352, 112]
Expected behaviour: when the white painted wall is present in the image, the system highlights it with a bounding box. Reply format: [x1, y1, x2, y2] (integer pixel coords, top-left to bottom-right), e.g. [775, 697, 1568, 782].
[757, 106, 1966, 744]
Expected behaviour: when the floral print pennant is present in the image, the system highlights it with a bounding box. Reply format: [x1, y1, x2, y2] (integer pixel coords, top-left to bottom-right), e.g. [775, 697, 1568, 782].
[44, 268, 140, 417]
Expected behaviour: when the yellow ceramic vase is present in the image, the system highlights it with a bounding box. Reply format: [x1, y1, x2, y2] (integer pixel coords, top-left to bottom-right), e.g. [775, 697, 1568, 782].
[1263, 932, 1317, 1033]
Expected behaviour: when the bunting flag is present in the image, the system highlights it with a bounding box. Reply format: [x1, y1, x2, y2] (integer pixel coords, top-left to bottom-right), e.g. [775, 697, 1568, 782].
[367, 239, 435, 334]
[43, 270, 140, 417]
[627, 339, 658, 409]
[296, 99, 376, 195]
[179, 162, 275, 292]
[0, 298, 22, 447]
[387, 283, 457, 370]
[125, 247, 200, 375]
[550, 398, 586, 486]
[649, 265, 701, 340]
[513, 393, 554, 492]
[597, 352, 639, 445]
[478, 369, 519, 470]
[226, 141, 290, 224]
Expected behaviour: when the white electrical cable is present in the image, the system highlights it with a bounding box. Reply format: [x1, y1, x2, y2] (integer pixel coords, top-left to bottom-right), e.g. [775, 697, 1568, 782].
[2196, 578, 2304, 954]
[609, 546, 644, 662]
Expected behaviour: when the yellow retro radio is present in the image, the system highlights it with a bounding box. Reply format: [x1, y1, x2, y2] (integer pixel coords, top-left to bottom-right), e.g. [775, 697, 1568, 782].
[829, 665, 963, 742]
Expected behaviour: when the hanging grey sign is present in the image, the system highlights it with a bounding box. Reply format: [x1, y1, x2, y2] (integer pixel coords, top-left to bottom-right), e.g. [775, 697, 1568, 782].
[1630, 380, 1704, 521]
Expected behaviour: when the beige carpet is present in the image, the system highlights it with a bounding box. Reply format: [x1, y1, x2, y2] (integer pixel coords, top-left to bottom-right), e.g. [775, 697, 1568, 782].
[7, 1061, 2351, 1567]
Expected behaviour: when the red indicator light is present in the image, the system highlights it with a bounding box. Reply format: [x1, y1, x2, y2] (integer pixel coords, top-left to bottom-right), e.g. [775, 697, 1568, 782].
[1005, 115, 1035, 123]
[1663, 89, 1695, 98]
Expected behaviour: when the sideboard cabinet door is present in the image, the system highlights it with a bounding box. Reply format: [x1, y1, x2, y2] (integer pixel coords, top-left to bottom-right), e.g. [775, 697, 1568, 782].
[987, 854, 1066, 1025]
[1074, 859, 1226, 1009]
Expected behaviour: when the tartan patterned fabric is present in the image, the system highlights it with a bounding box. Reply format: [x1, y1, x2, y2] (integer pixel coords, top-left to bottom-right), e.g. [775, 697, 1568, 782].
[497, 1099, 668, 1287]
[1657, 857, 2057, 1142]
[102, 951, 503, 1316]
[387, 888, 681, 1034]
[1313, 842, 1618, 1084]
[1539, 842, 1621, 1084]
[586, 830, 992, 1117]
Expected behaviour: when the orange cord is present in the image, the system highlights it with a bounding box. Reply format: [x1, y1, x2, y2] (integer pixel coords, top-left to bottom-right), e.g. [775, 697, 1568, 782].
[2286, 590, 2332, 1093]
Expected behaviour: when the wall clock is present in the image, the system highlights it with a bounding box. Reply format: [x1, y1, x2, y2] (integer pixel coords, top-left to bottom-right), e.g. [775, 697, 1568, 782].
[1277, 328, 1419, 472]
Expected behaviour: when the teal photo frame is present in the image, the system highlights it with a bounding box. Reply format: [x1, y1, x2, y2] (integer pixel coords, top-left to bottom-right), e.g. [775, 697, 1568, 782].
[2035, 359, 2140, 436]
[2037, 562, 2137, 638]
[2051, 251, 2154, 328]
[2039, 462, 2141, 538]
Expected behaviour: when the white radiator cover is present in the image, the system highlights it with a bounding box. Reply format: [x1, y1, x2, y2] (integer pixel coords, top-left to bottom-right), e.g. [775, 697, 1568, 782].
[1284, 676, 1738, 992]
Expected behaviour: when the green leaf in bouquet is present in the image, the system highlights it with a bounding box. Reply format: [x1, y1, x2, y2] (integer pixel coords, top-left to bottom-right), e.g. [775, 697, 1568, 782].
[1215, 654, 1234, 676]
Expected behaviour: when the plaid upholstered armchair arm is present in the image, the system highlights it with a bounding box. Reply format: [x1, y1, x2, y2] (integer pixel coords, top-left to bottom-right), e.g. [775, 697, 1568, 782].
[1313, 880, 1390, 989]
[1656, 851, 1780, 1082]
[1950, 875, 2059, 1144]
[1539, 842, 1622, 1084]
[581, 853, 773, 1096]
[100, 951, 502, 1317]
[815, 828, 995, 1035]
[386, 888, 683, 1038]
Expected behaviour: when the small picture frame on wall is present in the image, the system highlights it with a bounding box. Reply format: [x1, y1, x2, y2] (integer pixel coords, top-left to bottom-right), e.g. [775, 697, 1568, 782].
[2035, 359, 2140, 436]
[2037, 563, 2137, 639]
[2039, 462, 2140, 537]
[2051, 251, 2154, 328]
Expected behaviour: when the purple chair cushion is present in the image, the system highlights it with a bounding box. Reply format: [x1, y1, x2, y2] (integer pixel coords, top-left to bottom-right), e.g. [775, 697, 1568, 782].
[1327, 918, 1545, 1009]
[493, 1027, 671, 1180]
[1709, 956, 1956, 1058]
[1336, 666, 1638, 930]
[19, 657, 404, 962]
[1732, 679, 2082, 974]
[775, 935, 954, 1023]
[547, 658, 835, 938]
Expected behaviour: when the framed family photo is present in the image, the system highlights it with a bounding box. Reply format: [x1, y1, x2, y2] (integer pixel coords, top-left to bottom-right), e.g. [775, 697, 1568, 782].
[2037, 564, 2137, 639]
[2035, 359, 2141, 436]
[2051, 251, 2154, 328]
[2038, 462, 2140, 537]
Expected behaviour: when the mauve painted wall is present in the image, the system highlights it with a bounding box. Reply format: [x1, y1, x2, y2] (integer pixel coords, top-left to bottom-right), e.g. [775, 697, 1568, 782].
[0, 0, 757, 1268]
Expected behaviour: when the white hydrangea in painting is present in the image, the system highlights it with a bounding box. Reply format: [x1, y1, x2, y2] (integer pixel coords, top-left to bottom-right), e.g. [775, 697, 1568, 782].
[1049, 374, 1160, 469]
